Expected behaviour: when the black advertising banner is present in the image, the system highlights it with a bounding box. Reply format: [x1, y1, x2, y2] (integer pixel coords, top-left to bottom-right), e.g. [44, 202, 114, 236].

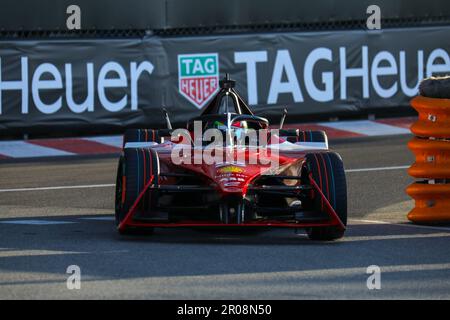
[0, 38, 167, 134]
[1, 26, 450, 135]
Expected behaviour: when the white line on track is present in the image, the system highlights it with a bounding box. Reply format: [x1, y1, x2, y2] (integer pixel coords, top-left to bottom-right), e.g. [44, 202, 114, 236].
[0, 141, 73, 158]
[0, 219, 76, 225]
[0, 184, 114, 193]
[350, 219, 450, 232]
[344, 232, 450, 242]
[0, 249, 129, 258]
[79, 216, 115, 221]
[0, 165, 409, 193]
[345, 165, 409, 173]
[319, 120, 411, 136]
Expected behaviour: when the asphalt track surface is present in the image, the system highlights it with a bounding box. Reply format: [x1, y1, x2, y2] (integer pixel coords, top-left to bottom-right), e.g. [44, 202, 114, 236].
[1, 134, 450, 299]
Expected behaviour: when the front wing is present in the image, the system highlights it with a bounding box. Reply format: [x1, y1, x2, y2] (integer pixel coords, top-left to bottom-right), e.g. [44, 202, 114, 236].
[117, 173, 345, 232]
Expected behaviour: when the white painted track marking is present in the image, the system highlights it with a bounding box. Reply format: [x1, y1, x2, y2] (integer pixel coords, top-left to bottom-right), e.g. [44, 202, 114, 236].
[350, 219, 450, 232]
[0, 219, 76, 225]
[345, 165, 409, 173]
[344, 233, 450, 242]
[319, 120, 411, 136]
[0, 166, 410, 193]
[0, 184, 114, 193]
[0, 141, 73, 158]
[80, 216, 115, 221]
[83, 136, 123, 148]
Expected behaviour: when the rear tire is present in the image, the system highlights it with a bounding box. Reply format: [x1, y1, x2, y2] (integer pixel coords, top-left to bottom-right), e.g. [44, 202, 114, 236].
[302, 152, 347, 241]
[115, 148, 160, 235]
[123, 129, 160, 147]
[282, 130, 328, 144]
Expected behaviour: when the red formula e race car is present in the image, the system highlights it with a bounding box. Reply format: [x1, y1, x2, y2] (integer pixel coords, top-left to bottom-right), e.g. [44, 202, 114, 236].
[115, 75, 347, 241]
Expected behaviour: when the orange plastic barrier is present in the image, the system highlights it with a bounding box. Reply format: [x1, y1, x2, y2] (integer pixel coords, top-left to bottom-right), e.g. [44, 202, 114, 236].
[411, 96, 450, 138]
[407, 138, 450, 179]
[406, 183, 450, 223]
[407, 96, 450, 223]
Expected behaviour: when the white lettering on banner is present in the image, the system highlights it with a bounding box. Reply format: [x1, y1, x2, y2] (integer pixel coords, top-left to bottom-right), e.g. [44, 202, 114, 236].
[0, 57, 28, 114]
[97, 62, 128, 112]
[340, 46, 369, 100]
[130, 61, 154, 110]
[371, 51, 398, 98]
[1, 46, 450, 115]
[426, 49, 450, 78]
[65, 63, 94, 113]
[399, 50, 423, 97]
[304, 48, 334, 102]
[237, 47, 449, 105]
[234, 51, 268, 105]
[32, 63, 63, 114]
[0, 58, 154, 115]
[181, 58, 193, 74]
[204, 58, 215, 74]
[268, 50, 303, 104]
[192, 59, 205, 74]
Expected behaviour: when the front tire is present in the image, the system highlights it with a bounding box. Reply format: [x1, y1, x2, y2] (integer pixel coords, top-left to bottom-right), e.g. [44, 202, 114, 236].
[115, 148, 160, 235]
[302, 152, 347, 241]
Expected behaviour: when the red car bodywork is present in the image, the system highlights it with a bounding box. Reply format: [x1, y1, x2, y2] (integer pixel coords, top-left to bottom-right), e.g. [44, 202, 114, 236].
[118, 141, 345, 232]
[117, 75, 345, 234]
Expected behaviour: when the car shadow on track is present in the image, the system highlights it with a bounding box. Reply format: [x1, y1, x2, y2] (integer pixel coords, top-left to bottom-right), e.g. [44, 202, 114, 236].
[1, 214, 450, 282]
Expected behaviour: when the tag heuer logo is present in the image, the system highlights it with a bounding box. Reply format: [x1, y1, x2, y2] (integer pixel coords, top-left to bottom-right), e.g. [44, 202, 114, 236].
[178, 53, 219, 109]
